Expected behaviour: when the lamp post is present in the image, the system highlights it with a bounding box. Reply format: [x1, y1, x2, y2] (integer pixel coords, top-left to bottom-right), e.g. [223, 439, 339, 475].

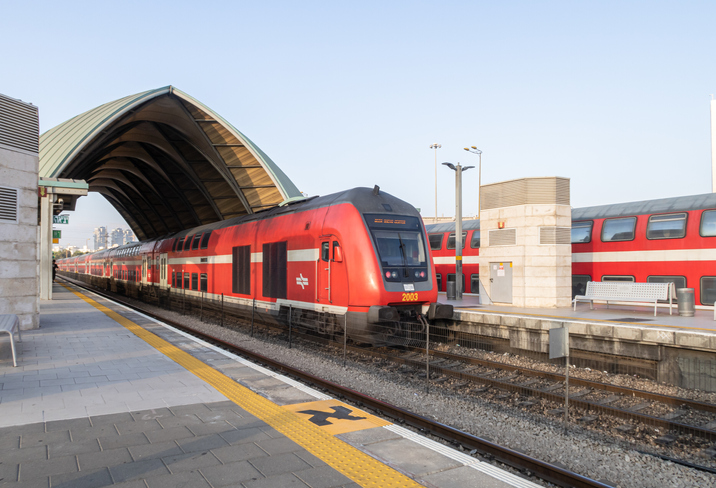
[443, 162, 474, 300]
[430, 144, 441, 222]
[464, 146, 482, 215]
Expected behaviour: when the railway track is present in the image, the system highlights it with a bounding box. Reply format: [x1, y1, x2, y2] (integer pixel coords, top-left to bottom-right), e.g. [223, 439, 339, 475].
[60, 276, 614, 488]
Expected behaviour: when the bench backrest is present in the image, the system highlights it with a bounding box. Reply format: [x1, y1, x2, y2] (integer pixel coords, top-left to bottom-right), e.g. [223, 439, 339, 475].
[584, 281, 671, 300]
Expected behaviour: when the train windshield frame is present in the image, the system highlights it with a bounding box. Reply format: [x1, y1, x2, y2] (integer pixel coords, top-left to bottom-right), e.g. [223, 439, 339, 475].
[364, 214, 429, 282]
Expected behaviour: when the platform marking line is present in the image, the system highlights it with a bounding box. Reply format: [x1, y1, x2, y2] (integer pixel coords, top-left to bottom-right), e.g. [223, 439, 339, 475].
[61, 284, 423, 488]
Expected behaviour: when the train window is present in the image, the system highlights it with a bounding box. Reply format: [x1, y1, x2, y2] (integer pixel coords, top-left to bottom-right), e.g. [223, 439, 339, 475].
[232, 245, 251, 295]
[572, 275, 591, 298]
[700, 210, 716, 237]
[646, 213, 687, 240]
[176, 238, 184, 252]
[571, 221, 593, 243]
[191, 273, 198, 290]
[172, 239, 178, 252]
[263, 241, 287, 299]
[601, 217, 636, 242]
[470, 274, 480, 294]
[601, 275, 635, 282]
[647, 276, 685, 302]
[428, 234, 443, 250]
[172, 271, 176, 288]
[200, 273, 208, 292]
[446, 232, 467, 250]
[470, 231, 480, 249]
[321, 242, 330, 261]
[184, 273, 190, 289]
[700, 277, 716, 305]
[200, 231, 212, 249]
[436, 274, 442, 292]
[192, 234, 201, 250]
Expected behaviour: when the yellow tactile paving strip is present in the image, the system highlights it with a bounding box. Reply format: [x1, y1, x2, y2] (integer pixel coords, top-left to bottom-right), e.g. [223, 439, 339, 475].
[62, 284, 423, 488]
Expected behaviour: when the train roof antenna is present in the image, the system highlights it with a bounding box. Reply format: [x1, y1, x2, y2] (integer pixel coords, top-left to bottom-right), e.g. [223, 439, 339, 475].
[373, 185, 380, 196]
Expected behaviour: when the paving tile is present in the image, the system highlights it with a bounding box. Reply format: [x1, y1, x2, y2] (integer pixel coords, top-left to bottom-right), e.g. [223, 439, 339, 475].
[45, 417, 92, 433]
[130, 407, 174, 421]
[106, 481, 147, 488]
[169, 404, 214, 417]
[88, 411, 134, 426]
[97, 432, 149, 450]
[294, 465, 354, 488]
[210, 443, 269, 464]
[49, 467, 112, 488]
[176, 434, 229, 454]
[294, 450, 329, 468]
[145, 469, 212, 488]
[114, 418, 162, 436]
[77, 447, 132, 470]
[0, 476, 48, 487]
[144, 425, 196, 444]
[243, 472, 310, 488]
[0, 432, 20, 450]
[255, 437, 303, 456]
[219, 427, 271, 446]
[47, 438, 100, 458]
[361, 438, 462, 477]
[0, 459, 19, 483]
[195, 409, 245, 424]
[199, 460, 264, 487]
[187, 420, 236, 437]
[248, 452, 311, 477]
[129, 441, 183, 461]
[108, 458, 170, 483]
[161, 451, 221, 473]
[69, 424, 119, 442]
[18, 455, 78, 481]
[20, 430, 70, 449]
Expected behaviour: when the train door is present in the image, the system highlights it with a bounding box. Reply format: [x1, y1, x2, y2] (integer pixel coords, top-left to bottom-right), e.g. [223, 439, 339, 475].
[159, 253, 168, 288]
[318, 237, 344, 304]
[141, 256, 148, 285]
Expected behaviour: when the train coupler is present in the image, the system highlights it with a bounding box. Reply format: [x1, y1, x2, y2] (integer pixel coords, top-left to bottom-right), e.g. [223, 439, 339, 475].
[427, 302, 453, 320]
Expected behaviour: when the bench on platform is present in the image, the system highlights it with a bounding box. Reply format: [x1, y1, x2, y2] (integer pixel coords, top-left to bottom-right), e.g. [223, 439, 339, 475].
[573, 281, 673, 316]
[0, 314, 22, 367]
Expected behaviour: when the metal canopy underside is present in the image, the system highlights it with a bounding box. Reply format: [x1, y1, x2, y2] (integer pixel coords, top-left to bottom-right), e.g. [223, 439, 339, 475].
[39, 86, 300, 241]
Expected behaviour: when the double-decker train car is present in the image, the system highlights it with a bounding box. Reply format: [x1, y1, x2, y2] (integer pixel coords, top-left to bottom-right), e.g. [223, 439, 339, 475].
[426, 192, 716, 309]
[58, 187, 453, 343]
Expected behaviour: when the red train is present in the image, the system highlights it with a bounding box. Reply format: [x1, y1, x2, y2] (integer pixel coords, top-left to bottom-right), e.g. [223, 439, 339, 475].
[425, 192, 716, 308]
[58, 187, 453, 343]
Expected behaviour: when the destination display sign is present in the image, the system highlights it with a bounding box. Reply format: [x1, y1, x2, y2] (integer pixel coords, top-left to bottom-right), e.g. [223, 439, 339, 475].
[53, 214, 69, 224]
[365, 214, 421, 231]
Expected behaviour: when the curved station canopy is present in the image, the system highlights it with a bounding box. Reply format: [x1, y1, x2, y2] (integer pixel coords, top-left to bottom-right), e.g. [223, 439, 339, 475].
[39, 86, 301, 241]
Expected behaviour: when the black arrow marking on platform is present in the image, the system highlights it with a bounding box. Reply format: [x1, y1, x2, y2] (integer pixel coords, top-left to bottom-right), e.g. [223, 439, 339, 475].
[298, 405, 367, 426]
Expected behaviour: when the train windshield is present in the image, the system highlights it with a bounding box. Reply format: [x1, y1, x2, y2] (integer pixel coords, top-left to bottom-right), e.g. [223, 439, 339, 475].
[364, 214, 429, 282]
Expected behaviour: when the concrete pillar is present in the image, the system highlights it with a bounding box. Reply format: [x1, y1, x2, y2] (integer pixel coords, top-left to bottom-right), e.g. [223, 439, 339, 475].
[39, 194, 54, 300]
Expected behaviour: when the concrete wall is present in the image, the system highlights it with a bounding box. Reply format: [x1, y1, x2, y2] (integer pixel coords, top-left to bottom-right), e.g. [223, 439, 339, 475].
[0, 93, 39, 330]
[0, 146, 39, 329]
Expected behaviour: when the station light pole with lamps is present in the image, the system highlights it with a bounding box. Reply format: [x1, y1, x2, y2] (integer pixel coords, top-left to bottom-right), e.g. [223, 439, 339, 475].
[464, 146, 482, 215]
[430, 144, 441, 223]
[443, 162, 474, 300]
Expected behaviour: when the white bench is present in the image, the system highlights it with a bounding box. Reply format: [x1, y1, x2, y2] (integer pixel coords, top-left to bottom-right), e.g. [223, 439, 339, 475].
[573, 282, 673, 316]
[0, 314, 22, 367]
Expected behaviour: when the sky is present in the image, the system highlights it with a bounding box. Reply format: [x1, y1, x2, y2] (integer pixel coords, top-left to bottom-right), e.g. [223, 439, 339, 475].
[3, 1, 716, 249]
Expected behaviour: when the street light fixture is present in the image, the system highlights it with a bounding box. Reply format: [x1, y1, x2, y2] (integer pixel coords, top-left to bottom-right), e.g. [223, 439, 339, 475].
[464, 146, 483, 215]
[442, 162, 474, 300]
[429, 144, 442, 222]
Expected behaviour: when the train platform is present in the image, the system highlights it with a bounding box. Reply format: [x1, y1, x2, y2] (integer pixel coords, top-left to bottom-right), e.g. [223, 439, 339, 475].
[0, 283, 538, 488]
[438, 292, 716, 334]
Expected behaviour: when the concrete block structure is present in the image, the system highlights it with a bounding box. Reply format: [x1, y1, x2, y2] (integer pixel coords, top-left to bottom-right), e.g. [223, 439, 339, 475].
[0, 93, 39, 329]
[479, 177, 571, 308]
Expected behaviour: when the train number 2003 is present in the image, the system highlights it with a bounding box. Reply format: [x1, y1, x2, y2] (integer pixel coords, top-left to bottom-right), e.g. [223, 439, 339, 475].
[401, 293, 419, 301]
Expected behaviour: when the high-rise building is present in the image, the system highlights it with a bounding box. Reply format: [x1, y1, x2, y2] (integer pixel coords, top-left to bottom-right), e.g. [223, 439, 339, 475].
[123, 229, 135, 243]
[93, 226, 108, 250]
[111, 228, 124, 247]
